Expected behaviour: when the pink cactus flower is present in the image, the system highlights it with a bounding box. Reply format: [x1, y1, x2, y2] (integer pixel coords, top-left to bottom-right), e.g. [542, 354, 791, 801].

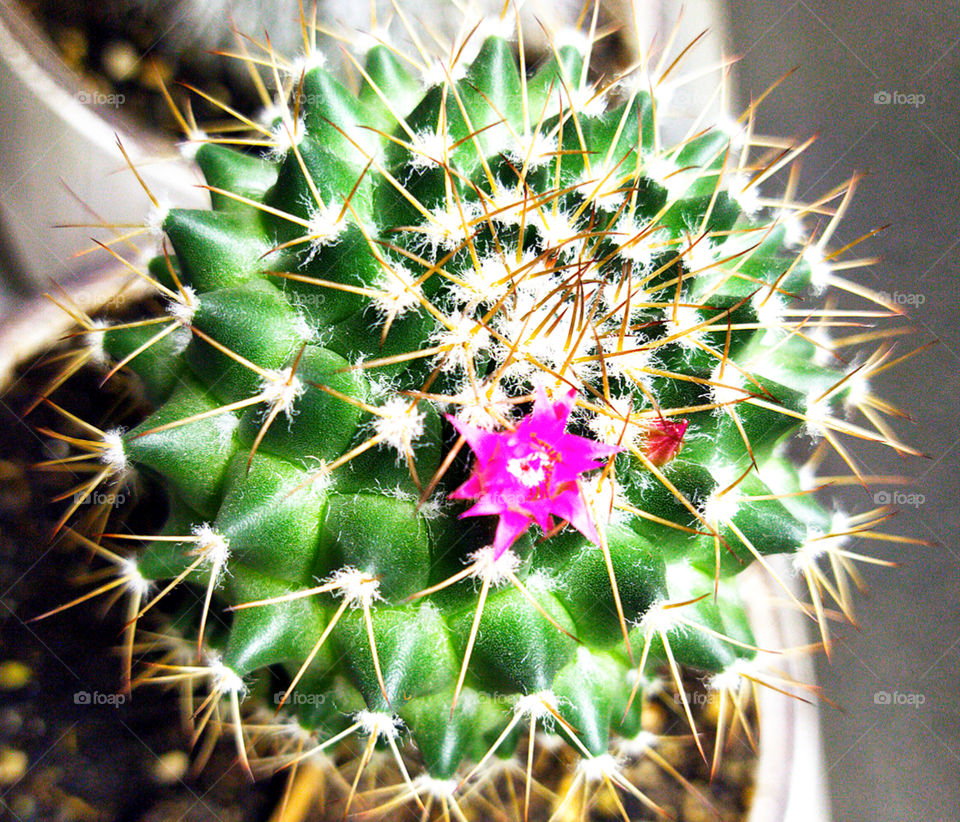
[447, 386, 622, 557]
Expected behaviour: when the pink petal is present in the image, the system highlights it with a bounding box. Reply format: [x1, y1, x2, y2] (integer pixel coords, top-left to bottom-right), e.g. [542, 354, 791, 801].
[449, 473, 483, 500]
[492, 511, 532, 557]
[522, 497, 557, 531]
[446, 414, 500, 462]
[548, 483, 600, 545]
[531, 384, 576, 430]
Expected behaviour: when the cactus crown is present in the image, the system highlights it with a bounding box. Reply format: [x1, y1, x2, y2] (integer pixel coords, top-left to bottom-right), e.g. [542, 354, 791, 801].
[41, 6, 920, 818]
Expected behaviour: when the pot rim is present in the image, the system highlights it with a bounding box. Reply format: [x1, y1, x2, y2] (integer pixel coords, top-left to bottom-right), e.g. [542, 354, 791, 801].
[0, 1, 177, 156]
[0, 262, 151, 394]
[0, 1, 202, 291]
[743, 558, 830, 822]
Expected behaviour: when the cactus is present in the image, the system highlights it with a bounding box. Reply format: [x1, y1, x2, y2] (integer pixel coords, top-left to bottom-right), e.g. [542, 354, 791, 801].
[37, 6, 924, 819]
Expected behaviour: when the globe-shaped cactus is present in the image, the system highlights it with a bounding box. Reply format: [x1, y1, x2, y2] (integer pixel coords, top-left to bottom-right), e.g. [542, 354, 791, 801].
[36, 6, 922, 819]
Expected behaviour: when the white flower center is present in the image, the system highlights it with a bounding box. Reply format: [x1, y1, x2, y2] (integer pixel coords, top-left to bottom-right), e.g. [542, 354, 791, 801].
[507, 450, 551, 487]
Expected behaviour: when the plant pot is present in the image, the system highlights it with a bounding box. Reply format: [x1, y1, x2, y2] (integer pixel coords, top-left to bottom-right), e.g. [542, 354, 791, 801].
[0, 1, 203, 295]
[744, 559, 831, 822]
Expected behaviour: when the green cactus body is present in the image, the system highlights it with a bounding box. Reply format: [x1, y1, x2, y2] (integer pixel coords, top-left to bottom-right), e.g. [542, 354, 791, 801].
[49, 11, 918, 816]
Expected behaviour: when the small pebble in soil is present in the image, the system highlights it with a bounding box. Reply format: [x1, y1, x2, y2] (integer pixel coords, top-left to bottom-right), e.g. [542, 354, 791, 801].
[657, 736, 687, 769]
[0, 708, 23, 735]
[681, 786, 716, 822]
[26, 716, 46, 737]
[0, 746, 28, 785]
[151, 750, 189, 785]
[101, 40, 140, 83]
[9, 794, 37, 820]
[0, 660, 33, 690]
[0, 461, 29, 515]
[53, 26, 87, 67]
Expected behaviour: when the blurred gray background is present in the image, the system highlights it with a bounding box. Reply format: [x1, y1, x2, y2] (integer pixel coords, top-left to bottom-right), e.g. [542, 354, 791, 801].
[727, 2, 960, 820]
